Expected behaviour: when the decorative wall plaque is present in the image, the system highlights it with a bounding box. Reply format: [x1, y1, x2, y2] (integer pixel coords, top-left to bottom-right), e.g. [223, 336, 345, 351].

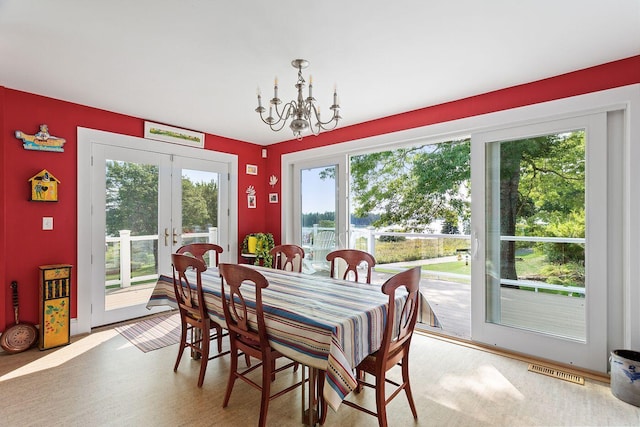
[29, 169, 60, 202]
[15, 124, 66, 152]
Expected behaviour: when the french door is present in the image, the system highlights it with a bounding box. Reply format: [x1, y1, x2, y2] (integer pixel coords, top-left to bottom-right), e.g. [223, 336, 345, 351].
[78, 128, 237, 329]
[470, 113, 608, 372]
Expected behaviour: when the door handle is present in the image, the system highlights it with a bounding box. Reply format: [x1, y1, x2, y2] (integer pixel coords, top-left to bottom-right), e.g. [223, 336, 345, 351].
[472, 231, 479, 259]
[164, 228, 170, 246]
[173, 228, 179, 245]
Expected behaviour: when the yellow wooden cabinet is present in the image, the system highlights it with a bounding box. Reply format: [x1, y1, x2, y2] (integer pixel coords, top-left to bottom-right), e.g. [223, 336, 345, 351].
[39, 264, 72, 350]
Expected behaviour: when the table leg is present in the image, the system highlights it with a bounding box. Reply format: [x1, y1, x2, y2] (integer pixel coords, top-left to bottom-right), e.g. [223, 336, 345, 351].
[191, 328, 202, 359]
[301, 365, 321, 426]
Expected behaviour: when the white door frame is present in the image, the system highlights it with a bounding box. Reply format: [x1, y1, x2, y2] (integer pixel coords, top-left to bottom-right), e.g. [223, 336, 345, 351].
[76, 127, 238, 334]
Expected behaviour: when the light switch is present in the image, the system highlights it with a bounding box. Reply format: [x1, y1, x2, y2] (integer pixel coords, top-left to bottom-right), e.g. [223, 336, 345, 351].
[43, 217, 53, 230]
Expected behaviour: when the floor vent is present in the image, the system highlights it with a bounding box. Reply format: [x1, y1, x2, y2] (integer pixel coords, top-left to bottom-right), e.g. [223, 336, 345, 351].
[528, 363, 585, 385]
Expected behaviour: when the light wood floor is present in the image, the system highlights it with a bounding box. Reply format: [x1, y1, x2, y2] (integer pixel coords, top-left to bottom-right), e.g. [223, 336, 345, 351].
[1, 325, 638, 426]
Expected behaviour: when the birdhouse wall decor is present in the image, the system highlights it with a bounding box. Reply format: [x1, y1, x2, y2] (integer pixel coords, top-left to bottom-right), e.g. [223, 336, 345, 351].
[29, 169, 60, 202]
[15, 124, 66, 152]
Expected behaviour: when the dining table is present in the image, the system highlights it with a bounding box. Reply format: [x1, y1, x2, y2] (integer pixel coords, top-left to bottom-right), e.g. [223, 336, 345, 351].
[146, 264, 414, 425]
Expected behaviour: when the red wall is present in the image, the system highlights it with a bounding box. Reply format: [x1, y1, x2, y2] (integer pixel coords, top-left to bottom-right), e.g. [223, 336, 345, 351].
[0, 90, 264, 327]
[1, 55, 638, 331]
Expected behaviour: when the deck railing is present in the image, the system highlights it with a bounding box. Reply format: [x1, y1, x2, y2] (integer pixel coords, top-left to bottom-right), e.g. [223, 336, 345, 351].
[350, 227, 585, 296]
[105, 228, 218, 289]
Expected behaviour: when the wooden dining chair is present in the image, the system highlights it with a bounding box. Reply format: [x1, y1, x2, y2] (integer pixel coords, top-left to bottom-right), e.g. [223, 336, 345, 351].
[270, 244, 305, 272]
[326, 249, 376, 283]
[334, 266, 422, 427]
[219, 263, 303, 427]
[171, 253, 229, 388]
[176, 242, 223, 268]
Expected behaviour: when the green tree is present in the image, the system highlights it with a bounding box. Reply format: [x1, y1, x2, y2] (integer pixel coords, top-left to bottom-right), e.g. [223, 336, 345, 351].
[499, 132, 585, 279]
[350, 140, 471, 232]
[106, 161, 158, 236]
[181, 178, 218, 232]
[201, 180, 219, 228]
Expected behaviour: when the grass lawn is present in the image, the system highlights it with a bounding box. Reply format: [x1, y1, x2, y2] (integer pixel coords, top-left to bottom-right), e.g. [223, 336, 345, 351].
[418, 251, 547, 277]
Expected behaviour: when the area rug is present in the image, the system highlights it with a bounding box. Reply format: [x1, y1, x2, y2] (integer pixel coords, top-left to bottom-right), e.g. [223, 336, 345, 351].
[115, 312, 181, 353]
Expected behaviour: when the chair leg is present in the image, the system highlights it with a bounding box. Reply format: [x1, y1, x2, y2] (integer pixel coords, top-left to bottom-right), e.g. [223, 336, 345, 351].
[356, 368, 364, 393]
[223, 345, 239, 408]
[214, 323, 223, 353]
[259, 356, 272, 427]
[197, 327, 210, 388]
[375, 372, 388, 427]
[402, 356, 418, 419]
[174, 321, 188, 372]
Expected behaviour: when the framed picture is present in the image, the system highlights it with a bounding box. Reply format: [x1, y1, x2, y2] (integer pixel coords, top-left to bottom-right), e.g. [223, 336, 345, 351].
[144, 122, 204, 148]
[269, 193, 278, 203]
[247, 194, 257, 208]
[246, 164, 258, 175]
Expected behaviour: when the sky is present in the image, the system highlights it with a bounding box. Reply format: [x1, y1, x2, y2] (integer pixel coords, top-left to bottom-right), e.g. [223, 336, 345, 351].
[301, 167, 336, 214]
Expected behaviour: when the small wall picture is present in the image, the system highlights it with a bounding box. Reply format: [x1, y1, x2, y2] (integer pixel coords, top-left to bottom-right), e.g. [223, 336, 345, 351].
[144, 121, 204, 148]
[246, 164, 258, 175]
[247, 194, 257, 208]
[269, 193, 278, 203]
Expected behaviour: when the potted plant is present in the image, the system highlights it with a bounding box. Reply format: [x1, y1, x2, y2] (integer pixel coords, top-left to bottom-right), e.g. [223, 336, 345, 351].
[242, 232, 275, 267]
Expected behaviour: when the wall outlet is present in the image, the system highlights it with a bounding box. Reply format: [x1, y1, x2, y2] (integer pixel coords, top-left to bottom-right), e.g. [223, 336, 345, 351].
[43, 217, 53, 230]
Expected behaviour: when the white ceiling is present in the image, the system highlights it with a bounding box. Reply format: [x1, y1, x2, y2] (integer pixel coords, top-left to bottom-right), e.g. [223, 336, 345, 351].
[1, 1, 638, 145]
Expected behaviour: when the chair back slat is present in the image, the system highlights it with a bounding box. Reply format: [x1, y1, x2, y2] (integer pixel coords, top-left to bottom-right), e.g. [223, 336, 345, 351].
[326, 249, 376, 283]
[379, 266, 421, 358]
[172, 253, 207, 316]
[177, 243, 224, 268]
[219, 263, 270, 349]
[270, 244, 305, 272]
[228, 288, 249, 332]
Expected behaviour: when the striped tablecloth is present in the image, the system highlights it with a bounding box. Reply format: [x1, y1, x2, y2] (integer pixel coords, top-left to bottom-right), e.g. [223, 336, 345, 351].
[147, 265, 410, 411]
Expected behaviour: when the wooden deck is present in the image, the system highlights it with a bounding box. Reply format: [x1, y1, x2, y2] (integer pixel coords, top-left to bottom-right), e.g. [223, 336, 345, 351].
[105, 283, 155, 311]
[371, 269, 586, 342]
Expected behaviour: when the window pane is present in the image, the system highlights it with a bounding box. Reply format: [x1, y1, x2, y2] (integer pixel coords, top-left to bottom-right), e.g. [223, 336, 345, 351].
[485, 130, 586, 341]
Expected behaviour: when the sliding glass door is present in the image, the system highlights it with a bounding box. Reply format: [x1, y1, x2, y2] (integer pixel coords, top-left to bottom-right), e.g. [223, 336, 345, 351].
[471, 114, 608, 372]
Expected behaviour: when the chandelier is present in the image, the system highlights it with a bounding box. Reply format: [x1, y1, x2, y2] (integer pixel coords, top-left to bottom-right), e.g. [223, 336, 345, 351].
[255, 59, 341, 140]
